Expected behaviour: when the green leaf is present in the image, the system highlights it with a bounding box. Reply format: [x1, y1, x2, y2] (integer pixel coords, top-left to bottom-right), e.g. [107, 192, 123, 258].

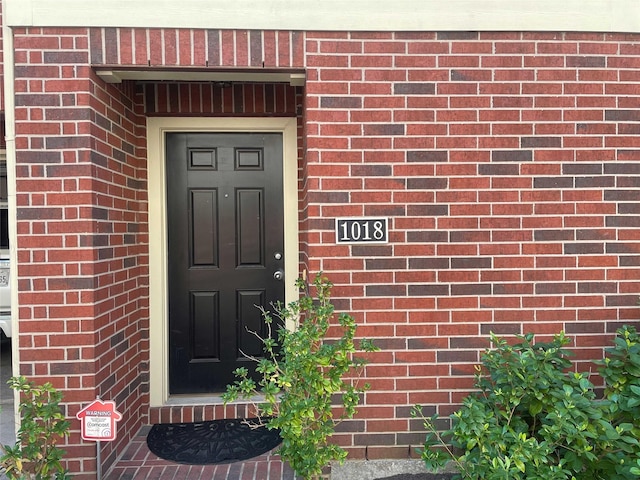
[529, 400, 543, 416]
[627, 397, 640, 408]
[514, 458, 526, 473]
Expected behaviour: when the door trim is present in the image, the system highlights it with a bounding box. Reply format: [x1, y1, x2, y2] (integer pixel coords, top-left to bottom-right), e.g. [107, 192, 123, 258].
[147, 117, 299, 407]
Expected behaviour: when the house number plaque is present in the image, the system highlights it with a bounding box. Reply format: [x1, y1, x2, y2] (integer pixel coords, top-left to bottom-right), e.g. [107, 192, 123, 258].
[335, 217, 388, 244]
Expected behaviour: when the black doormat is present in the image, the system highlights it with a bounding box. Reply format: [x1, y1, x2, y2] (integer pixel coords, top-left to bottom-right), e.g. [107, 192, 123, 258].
[146, 418, 282, 465]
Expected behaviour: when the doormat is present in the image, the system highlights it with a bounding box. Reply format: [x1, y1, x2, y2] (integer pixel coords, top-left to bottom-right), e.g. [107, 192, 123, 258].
[146, 418, 282, 465]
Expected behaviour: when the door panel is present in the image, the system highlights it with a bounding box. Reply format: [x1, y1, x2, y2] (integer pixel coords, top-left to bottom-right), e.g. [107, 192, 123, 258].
[191, 189, 218, 266]
[237, 189, 264, 266]
[166, 132, 284, 394]
[237, 290, 267, 357]
[191, 291, 219, 359]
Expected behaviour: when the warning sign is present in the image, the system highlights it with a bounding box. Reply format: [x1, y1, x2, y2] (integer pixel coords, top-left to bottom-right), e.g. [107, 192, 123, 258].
[76, 399, 122, 442]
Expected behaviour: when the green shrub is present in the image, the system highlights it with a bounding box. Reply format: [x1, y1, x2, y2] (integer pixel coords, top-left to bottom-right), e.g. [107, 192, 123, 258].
[1, 376, 71, 480]
[413, 326, 640, 480]
[223, 273, 378, 480]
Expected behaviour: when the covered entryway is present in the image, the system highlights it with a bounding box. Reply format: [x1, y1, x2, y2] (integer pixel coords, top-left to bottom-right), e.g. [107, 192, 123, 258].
[147, 116, 300, 406]
[165, 132, 285, 393]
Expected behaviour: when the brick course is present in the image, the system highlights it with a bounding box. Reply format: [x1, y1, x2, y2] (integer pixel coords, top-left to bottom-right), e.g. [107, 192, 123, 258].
[8, 25, 640, 478]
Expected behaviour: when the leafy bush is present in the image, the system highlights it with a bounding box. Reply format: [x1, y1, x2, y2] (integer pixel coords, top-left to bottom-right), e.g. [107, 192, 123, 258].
[413, 326, 640, 479]
[223, 273, 378, 480]
[1, 376, 71, 480]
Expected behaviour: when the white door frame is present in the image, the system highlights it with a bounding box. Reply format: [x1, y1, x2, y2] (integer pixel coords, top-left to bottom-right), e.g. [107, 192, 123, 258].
[147, 117, 299, 407]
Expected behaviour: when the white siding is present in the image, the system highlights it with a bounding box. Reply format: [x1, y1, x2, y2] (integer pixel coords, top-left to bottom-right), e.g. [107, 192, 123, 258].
[6, 0, 640, 33]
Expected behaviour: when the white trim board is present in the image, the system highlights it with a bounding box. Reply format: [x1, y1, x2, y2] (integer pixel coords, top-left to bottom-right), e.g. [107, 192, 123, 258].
[147, 117, 299, 407]
[96, 69, 306, 86]
[6, 0, 640, 33]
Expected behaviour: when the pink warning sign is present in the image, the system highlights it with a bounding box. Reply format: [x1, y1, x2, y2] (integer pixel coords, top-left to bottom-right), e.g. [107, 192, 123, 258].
[76, 399, 122, 442]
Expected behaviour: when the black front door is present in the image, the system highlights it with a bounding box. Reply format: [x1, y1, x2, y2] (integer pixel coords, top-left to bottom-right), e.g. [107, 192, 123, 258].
[166, 132, 285, 393]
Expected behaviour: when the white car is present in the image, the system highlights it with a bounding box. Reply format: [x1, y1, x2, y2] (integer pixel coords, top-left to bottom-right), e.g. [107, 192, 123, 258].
[0, 255, 10, 340]
[0, 156, 10, 340]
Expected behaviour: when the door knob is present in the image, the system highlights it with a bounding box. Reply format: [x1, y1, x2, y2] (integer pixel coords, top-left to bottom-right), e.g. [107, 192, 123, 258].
[273, 269, 284, 281]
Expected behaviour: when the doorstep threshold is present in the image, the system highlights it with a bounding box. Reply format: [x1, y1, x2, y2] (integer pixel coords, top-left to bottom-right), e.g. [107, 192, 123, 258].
[165, 393, 265, 406]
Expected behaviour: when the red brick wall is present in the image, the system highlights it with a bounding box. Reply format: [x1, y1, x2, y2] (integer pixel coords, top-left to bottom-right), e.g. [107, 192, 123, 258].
[88, 28, 304, 68]
[85, 76, 149, 471]
[142, 82, 300, 116]
[13, 27, 149, 477]
[10, 25, 640, 473]
[303, 31, 640, 459]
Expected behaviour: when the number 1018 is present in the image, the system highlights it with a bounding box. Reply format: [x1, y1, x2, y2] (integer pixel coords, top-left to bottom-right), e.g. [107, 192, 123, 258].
[335, 218, 388, 244]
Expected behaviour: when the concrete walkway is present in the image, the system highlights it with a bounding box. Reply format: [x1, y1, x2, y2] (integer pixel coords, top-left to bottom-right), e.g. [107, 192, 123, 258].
[332, 460, 453, 480]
